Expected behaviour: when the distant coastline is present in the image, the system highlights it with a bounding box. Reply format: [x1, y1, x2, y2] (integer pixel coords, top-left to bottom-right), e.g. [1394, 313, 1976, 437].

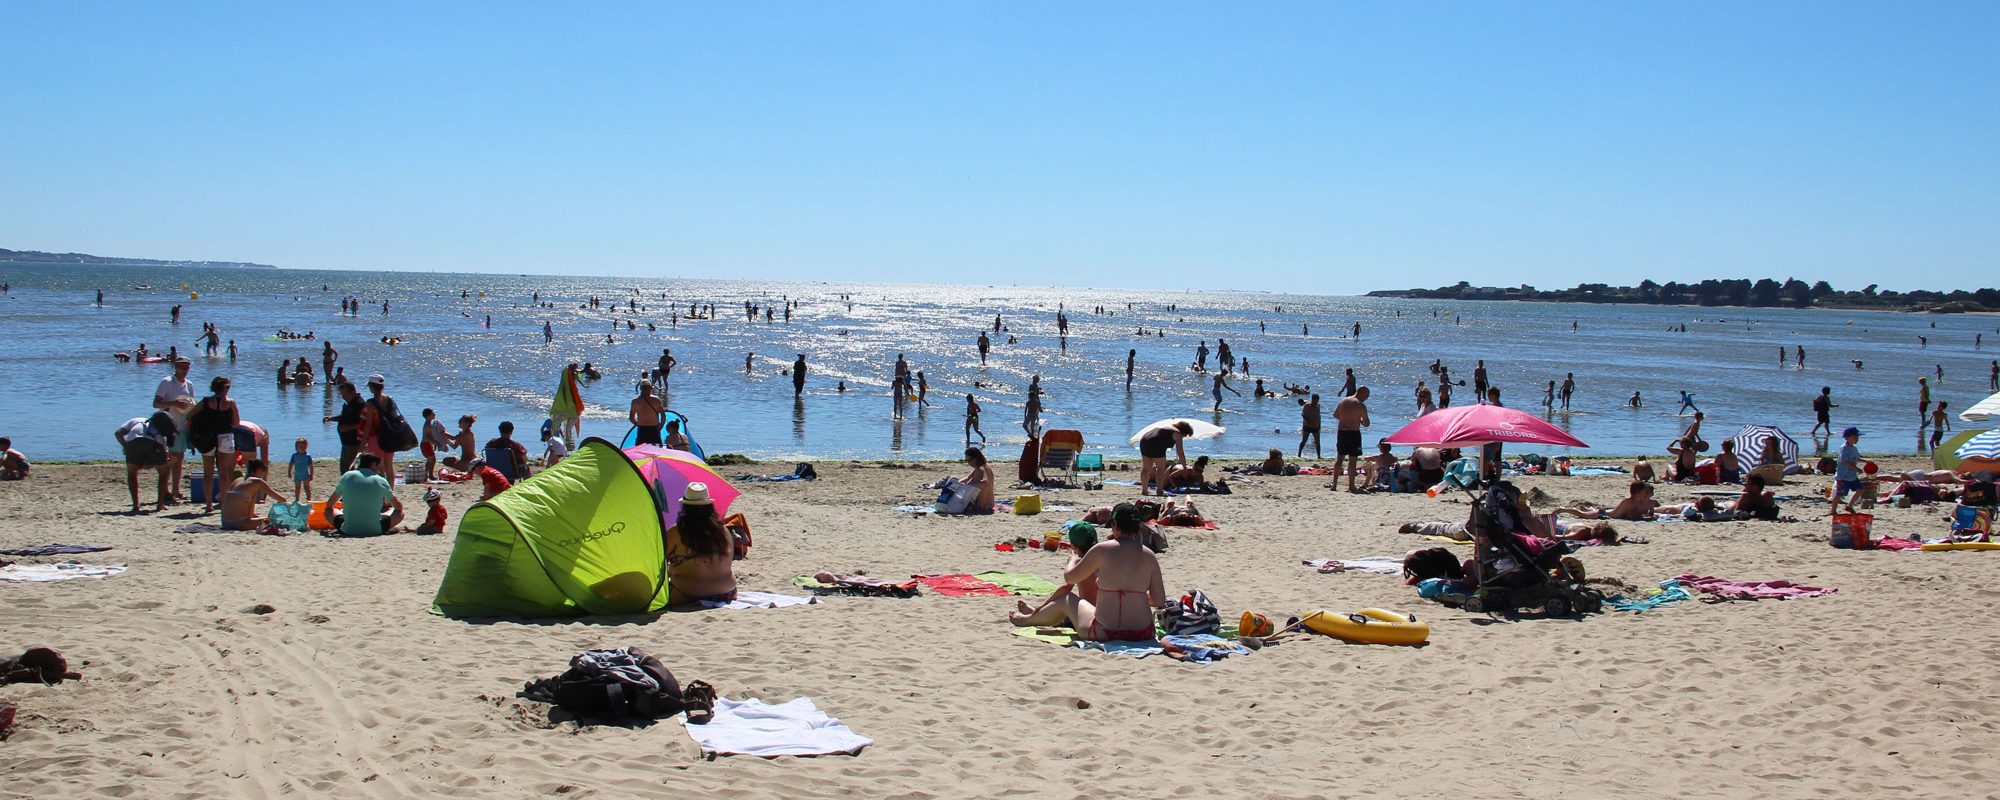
[1368, 279, 1999, 314]
[0, 248, 277, 270]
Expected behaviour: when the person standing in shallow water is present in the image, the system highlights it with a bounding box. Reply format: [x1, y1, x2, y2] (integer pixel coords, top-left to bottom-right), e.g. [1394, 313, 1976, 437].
[1211, 371, 1241, 412]
[792, 355, 807, 397]
[964, 394, 985, 443]
[1298, 394, 1322, 459]
[1125, 349, 1136, 389]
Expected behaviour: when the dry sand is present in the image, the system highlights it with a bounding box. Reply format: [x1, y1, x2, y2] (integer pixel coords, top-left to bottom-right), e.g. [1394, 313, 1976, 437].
[3, 457, 1997, 798]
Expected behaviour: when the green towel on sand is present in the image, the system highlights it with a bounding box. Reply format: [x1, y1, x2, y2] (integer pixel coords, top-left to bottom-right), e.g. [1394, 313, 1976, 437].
[1012, 626, 1078, 646]
[975, 572, 1059, 596]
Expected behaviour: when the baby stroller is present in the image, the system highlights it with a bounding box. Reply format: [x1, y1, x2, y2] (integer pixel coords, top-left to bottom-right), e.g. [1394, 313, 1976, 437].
[1440, 481, 1603, 617]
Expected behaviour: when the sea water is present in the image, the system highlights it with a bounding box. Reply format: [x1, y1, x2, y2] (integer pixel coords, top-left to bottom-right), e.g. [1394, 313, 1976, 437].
[1, 262, 1991, 462]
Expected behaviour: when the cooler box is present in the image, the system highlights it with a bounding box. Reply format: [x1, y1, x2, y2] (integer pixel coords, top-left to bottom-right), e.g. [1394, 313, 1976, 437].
[188, 473, 211, 504]
[1695, 463, 1720, 485]
[1013, 494, 1043, 515]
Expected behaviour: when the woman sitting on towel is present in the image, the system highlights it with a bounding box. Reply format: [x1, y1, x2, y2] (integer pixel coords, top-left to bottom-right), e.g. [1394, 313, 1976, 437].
[666, 483, 738, 608]
[959, 447, 995, 514]
[1008, 504, 1166, 641]
[220, 459, 288, 531]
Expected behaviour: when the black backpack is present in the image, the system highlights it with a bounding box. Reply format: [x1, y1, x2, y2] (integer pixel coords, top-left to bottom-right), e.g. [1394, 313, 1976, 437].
[371, 397, 420, 453]
[520, 647, 715, 722]
[1403, 547, 1465, 583]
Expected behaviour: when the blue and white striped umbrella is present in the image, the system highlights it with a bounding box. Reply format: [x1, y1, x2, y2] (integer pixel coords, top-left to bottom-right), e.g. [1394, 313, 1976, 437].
[1732, 424, 1797, 467]
[1955, 430, 2000, 461]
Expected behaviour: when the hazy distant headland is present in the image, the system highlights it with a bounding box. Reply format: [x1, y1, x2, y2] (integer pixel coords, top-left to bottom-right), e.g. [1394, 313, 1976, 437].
[1368, 279, 1999, 313]
[0, 247, 277, 270]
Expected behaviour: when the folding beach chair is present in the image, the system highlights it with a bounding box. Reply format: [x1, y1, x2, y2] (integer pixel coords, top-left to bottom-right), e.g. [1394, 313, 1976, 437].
[484, 445, 520, 482]
[1075, 453, 1105, 484]
[1038, 429, 1084, 484]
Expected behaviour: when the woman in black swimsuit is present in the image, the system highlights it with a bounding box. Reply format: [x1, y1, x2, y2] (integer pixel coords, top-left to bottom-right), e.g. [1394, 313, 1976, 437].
[1138, 422, 1192, 497]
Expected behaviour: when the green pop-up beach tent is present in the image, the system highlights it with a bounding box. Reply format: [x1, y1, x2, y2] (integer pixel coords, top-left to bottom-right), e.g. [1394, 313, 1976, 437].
[432, 438, 669, 617]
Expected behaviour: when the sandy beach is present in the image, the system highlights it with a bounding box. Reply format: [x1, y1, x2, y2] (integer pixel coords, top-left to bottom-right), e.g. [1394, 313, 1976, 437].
[4, 455, 1995, 798]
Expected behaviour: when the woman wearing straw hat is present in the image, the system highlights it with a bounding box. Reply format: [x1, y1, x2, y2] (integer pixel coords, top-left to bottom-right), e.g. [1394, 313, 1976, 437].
[666, 483, 738, 609]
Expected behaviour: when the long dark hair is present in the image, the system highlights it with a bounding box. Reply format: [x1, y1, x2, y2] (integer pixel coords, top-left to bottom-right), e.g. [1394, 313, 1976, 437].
[676, 503, 730, 558]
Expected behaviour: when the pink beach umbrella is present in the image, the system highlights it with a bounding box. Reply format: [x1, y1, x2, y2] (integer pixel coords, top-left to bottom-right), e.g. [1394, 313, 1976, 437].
[1382, 405, 1588, 449]
[623, 445, 741, 523]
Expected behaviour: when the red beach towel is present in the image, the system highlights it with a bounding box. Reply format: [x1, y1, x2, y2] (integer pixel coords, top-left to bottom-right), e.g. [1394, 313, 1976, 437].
[912, 574, 1011, 597]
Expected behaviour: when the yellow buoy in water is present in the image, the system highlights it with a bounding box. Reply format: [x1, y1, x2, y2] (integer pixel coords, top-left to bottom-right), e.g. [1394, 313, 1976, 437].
[190, 292, 199, 300]
[179, 283, 189, 290]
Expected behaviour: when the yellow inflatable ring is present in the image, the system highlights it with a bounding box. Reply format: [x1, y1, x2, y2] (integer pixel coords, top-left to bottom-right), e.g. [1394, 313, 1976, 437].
[1303, 608, 1430, 646]
[1921, 541, 2000, 552]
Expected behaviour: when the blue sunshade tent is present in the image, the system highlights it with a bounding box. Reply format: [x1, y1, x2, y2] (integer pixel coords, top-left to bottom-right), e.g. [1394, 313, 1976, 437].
[618, 409, 705, 460]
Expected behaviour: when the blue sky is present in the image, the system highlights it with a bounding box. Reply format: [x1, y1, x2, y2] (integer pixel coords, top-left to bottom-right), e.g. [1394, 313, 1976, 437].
[3, 2, 1994, 293]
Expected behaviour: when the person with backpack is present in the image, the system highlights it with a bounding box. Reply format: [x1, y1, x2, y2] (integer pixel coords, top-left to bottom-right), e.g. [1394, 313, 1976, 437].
[361, 375, 417, 486]
[188, 376, 240, 513]
[1811, 387, 1837, 437]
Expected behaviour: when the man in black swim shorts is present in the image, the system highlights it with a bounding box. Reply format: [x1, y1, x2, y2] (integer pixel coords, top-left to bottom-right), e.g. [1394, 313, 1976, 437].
[1333, 387, 1371, 493]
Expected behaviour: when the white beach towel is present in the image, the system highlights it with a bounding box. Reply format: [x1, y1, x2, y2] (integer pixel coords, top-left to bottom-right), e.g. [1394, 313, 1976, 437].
[1303, 556, 1403, 575]
[682, 697, 872, 757]
[0, 563, 128, 582]
[701, 590, 817, 610]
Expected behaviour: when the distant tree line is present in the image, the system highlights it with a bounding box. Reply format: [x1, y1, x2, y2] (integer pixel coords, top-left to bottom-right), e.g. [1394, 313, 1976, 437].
[1368, 278, 1999, 312]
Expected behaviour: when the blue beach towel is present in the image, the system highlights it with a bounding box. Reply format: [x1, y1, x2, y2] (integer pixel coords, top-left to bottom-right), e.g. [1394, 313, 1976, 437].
[1606, 580, 1693, 613]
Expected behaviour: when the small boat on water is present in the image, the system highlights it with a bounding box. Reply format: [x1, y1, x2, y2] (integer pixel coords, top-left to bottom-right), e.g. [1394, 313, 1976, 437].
[132, 284, 152, 290]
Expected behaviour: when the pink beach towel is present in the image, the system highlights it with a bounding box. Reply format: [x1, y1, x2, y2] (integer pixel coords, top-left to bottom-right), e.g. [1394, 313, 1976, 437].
[1869, 538, 1924, 551]
[1672, 574, 1836, 601]
[912, 574, 1011, 597]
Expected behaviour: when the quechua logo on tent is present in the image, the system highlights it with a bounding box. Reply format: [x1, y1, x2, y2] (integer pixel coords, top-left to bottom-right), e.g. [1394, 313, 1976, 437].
[558, 521, 625, 548]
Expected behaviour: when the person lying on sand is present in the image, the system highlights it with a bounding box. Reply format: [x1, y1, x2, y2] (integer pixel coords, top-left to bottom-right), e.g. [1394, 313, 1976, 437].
[1009, 504, 1165, 641]
[220, 459, 288, 531]
[1551, 481, 1697, 521]
[1156, 498, 1206, 527]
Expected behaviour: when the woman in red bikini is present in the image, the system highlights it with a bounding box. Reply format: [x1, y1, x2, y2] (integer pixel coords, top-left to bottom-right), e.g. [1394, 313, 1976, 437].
[1008, 503, 1165, 641]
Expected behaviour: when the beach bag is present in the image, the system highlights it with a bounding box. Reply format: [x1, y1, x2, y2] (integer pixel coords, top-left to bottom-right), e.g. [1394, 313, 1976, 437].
[188, 400, 230, 453]
[1403, 547, 1465, 583]
[1157, 589, 1219, 636]
[793, 463, 817, 480]
[935, 479, 979, 514]
[1952, 505, 1992, 538]
[269, 502, 311, 532]
[372, 398, 419, 453]
[723, 512, 752, 560]
[1829, 512, 1873, 550]
[519, 647, 715, 722]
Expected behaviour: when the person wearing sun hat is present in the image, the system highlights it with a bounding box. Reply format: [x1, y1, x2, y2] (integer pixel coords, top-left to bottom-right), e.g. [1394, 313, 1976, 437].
[1836, 427, 1864, 512]
[665, 482, 738, 609]
[414, 488, 449, 535]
